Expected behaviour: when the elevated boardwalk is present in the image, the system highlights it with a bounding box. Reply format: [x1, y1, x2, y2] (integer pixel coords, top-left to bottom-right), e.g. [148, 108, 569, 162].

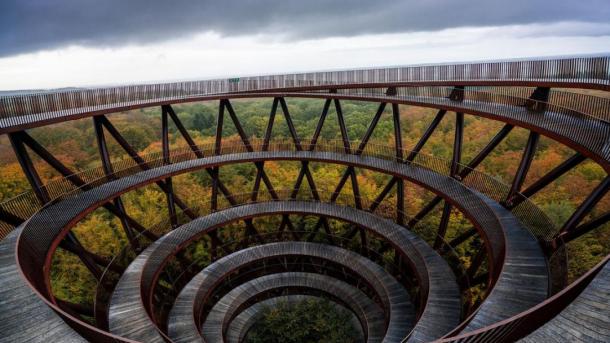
[1, 89, 609, 170]
[169, 242, 408, 343]
[0, 56, 609, 343]
[1, 150, 552, 342]
[111, 201, 457, 343]
[200, 272, 384, 343]
[0, 230, 85, 343]
[459, 195, 548, 332]
[1, 55, 609, 134]
[521, 261, 610, 343]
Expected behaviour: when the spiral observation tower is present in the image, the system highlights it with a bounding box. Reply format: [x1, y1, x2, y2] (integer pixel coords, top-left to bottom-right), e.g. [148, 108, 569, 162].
[0, 55, 609, 343]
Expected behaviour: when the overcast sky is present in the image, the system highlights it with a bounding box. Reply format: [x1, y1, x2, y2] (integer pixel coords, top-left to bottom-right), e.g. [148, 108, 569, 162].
[0, 0, 609, 90]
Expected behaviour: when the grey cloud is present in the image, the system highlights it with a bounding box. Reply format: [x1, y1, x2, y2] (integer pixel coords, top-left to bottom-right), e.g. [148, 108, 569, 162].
[1, 0, 609, 57]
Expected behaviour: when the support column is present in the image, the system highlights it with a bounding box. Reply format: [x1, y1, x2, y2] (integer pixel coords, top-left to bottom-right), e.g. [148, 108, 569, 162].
[506, 131, 540, 205]
[212, 100, 224, 212]
[392, 103, 405, 226]
[162, 108, 178, 226]
[408, 124, 513, 228]
[9, 132, 49, 204]
[94, 116, 139, 246]
[451, 112, 464, 178]
[434, 202, 452, 250]
[556, 176, 610, 244]
[11, 130, 104, 280]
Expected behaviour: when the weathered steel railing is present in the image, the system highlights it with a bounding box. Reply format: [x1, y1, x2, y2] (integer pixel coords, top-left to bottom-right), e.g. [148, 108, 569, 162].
[0, 55, 608, 128]
[0, 139, 556, 244]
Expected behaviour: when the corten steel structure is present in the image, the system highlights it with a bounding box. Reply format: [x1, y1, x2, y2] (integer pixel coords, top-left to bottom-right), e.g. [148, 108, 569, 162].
[0, 55, 609, 343]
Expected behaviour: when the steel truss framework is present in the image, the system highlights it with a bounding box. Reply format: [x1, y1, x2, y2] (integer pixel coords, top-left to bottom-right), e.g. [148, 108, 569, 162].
[0, 56, 609, 343]
[5, 94, 606, 254]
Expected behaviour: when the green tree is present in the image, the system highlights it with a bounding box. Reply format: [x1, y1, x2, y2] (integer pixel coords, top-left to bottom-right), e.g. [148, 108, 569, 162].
[192, 111, 216, 134]
[246, 298, 361, 343]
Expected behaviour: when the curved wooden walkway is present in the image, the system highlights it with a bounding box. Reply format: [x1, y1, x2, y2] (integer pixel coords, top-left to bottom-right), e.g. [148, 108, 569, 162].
[521, 261, 610, 343]
[108, 243, 167, 342]
[3, 150, 550, 342]
[294, 90, 610, 164]
[2, 90, 609, 169]
[196, 89, 610, 171]
[1, 56, 608, 342]
[0, 230, 86, 343]
[112, 201, 457, 343]
[169, 242, 406, 343]
[459, 194, 549, 333]
[200, 272, 382, 343]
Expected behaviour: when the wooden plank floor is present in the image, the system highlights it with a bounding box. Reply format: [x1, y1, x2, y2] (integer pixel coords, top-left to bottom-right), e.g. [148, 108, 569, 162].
[521, 261, 610, 343]
[113, 200, 458, 343]
[0, 229, 85, 343]
[108, 242, 166, 342]
[459, 194, 549, 333]
[169, 242, 404, 343]
[2, 87, 609, 167]
[200, 272, 381, 343]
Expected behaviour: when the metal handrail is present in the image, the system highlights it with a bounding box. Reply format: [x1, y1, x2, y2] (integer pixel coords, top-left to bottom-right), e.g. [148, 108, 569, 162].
[8, 140, 587, 342]
[319, 85, 610, 124]
[161, 231, 405, 327]
[0, 139, 557, 244]
[0, 55, 608, 126]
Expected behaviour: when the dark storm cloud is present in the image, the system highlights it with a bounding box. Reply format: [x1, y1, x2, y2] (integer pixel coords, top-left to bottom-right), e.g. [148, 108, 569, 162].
[1, 0, 609, 57]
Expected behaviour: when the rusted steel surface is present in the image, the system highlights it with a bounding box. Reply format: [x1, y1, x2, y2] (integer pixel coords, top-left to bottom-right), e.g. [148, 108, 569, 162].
[0, 140, 556, 250]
